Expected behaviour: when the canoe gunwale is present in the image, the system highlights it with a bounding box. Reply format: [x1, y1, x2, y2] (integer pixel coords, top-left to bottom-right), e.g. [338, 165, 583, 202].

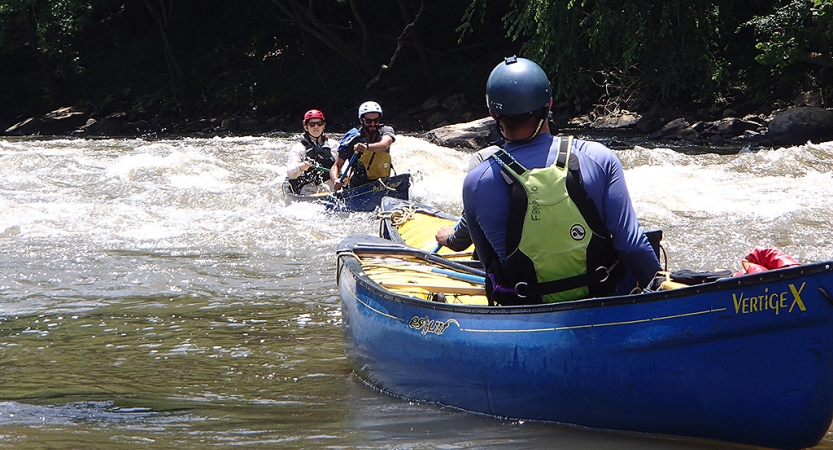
[282, 174, 410, 212]
[338, 248, 833, 315]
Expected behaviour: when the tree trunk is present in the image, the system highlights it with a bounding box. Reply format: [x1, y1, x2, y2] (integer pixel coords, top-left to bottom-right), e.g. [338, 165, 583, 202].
[143, 0, 194, 100]
[23, 5, 62, 106]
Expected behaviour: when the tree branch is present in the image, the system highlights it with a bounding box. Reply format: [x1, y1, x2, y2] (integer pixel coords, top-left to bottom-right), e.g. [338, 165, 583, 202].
[799, 51, 833, 69]
[269, 0, 373, 75]
[366, 0, 424, 90]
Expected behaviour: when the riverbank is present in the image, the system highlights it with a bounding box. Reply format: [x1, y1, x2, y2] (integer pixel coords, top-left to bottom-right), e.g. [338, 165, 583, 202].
[3, 91, 833, 148]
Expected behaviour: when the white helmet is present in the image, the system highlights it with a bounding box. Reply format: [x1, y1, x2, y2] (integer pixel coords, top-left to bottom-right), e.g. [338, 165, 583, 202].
[358, 101, 382, 119]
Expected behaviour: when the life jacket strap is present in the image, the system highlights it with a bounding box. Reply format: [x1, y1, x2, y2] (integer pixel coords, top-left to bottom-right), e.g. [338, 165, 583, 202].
[511, 260, 620, 298]
[492, 149, 526, 175]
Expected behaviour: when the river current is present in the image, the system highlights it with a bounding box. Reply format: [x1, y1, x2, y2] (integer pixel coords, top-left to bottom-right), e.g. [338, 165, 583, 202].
[1, 133, 833, 449]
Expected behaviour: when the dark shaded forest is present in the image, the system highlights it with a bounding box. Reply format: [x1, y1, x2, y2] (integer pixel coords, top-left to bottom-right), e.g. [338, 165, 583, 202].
[1, 0, 831, 134]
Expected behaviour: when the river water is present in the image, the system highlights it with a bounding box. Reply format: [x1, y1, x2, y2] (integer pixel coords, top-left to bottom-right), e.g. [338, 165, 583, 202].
[1, 133, 832, 449]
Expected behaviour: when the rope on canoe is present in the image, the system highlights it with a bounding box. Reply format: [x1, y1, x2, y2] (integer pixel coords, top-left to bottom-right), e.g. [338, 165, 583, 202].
[377, 204, 417, 226]
[377, 177, 396, 192]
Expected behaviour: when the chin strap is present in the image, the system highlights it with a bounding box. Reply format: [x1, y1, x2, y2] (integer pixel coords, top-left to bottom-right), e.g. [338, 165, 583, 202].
[496, 105, 550, 143]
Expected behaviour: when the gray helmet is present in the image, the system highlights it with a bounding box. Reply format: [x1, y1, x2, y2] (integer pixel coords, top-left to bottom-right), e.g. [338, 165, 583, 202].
[486, 56, 552, 116]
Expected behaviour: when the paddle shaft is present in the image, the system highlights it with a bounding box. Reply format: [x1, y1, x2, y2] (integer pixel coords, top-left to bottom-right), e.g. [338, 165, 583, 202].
[354, 248, 485, 277]
[363, 262, 484, 285]
[305, 160, 329, 173]
[378, 281, 485, 295]
[432, 219, 461, 253]
[432, 267, 484, 284]
[340, 136, 366, 183]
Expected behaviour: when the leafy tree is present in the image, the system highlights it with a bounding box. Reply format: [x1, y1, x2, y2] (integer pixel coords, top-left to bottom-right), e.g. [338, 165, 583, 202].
[746, 0, 833, 69]
[0, 0, 95, 105]
[460, 0, 780, 112]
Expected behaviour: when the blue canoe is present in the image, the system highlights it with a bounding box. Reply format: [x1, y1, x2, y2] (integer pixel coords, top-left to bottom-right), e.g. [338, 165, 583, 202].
[336, 234, 833, 449]
[282, 173, 410, 212]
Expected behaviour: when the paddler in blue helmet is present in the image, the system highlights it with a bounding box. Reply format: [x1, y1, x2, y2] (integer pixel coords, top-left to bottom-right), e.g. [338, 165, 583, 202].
[462, 56, 661, 305]
[330, 101, 396, 190]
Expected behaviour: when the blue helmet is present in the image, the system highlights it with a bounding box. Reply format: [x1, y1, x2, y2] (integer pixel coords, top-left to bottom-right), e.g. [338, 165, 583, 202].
[486, 56, 552, 116]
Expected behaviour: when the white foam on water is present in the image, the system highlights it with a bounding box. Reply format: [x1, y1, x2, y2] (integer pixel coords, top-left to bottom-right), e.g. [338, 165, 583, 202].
[622, 144, 833, 222]
[389, 136, 469, 205]
[2, 135, 833, 295]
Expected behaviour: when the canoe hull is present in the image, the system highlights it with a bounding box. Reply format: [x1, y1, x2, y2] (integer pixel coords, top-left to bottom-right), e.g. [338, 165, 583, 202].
[283, 174, 410, 212]
[337, 240, 833, 449]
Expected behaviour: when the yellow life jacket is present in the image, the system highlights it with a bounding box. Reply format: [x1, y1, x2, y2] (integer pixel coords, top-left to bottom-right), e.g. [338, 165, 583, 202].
[358, 150, 392, 180]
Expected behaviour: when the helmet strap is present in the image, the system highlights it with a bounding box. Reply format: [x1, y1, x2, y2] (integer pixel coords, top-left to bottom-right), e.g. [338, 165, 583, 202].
[494, 104, 550, 143]
[491, 111, 509, 142]
[305, 129, 324, 142]
[521, 113, 546, 142]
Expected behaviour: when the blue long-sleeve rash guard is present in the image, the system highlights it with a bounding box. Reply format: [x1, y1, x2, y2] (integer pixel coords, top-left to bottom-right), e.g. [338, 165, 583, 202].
[462, 134, 661, 292]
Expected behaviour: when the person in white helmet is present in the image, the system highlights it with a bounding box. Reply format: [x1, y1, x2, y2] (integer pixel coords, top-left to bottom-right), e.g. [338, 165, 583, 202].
[330, 101, 396, 190]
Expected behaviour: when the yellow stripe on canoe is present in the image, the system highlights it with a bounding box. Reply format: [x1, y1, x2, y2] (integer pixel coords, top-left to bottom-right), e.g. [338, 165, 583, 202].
[396, 212, 475, 257]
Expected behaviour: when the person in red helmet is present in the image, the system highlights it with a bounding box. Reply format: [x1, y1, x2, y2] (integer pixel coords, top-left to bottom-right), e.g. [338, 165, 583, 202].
[286, 109, 339, 194]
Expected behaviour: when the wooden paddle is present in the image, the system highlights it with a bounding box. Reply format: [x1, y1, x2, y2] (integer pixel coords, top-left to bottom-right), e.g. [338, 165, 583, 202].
[352, 246, 485, 277]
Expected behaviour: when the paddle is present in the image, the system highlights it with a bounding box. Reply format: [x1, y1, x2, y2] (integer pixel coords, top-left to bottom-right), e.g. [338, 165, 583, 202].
[340, 152, 358, 184]
[377, 281, 485, 296]
[363, 261, 485, 284]
[352, 245, 485, 277]
[305, 159, 330, 173]
[338, 130, 364, 185]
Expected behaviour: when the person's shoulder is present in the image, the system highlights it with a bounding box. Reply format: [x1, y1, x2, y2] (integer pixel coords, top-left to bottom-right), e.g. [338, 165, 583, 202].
[572, 138, 617, 159]
[468, 145, 501, 171]
[464, 156, 501, 184]
[380, 125, 395, 135]
[571, 138, 613, 154]
[571, 138, 621, 171]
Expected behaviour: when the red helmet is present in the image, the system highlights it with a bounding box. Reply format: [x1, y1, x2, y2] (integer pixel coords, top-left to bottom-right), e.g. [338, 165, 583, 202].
[303, 109, 325, 123]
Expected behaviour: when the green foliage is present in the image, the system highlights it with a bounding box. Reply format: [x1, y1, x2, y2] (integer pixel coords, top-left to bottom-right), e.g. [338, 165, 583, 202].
[0, 0, 92, 68]
[0, 0, 97, 106]
[459, 0, 787, 110]
[746, 0, 833, 69]
[0, 0, 828, 126]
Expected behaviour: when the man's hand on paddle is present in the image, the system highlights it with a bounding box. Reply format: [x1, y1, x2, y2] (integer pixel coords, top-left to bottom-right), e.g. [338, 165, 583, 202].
[435, 226, 455, 247]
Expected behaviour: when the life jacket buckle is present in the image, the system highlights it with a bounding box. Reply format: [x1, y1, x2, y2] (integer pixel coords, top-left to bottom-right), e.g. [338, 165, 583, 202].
[514, 281, 528, 298]
[596, 260, 620, 283]
[595, 266, 610, 283]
